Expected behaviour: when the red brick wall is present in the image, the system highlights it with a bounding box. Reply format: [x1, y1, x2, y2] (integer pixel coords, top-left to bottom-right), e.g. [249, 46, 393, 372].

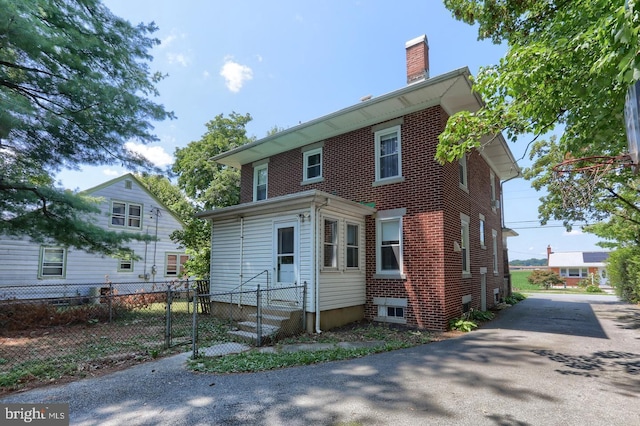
[238, 106, 505, 330]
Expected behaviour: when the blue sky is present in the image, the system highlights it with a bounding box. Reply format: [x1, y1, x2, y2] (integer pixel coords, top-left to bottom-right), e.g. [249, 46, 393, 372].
[57, 0, 605, 260]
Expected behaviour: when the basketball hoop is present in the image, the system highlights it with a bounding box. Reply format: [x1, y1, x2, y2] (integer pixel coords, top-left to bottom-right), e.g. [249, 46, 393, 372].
[551, 155, 633, 210]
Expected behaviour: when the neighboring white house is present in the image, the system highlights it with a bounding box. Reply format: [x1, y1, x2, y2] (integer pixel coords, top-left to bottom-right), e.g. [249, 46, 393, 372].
[547, 245, 609, 287]
[0, 174, 188, 297]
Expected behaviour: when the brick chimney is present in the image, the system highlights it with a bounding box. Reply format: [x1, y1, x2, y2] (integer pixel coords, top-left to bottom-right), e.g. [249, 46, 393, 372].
[406, 35, 429, 84]
[547, 245, 553, 261]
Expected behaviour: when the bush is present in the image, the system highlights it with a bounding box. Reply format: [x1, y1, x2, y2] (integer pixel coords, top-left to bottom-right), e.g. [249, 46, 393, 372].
[448, 317, 477, 332]
[585, 285, 603, 293]
[505, 292, 526, 305]
[607, 248, 640, 303]
[527, 269, 565, 289]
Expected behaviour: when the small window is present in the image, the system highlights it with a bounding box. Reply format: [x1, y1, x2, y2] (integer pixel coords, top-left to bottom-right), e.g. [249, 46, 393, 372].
[166, 253, 189, 277]
[379, 306, 404, 318]
[111, 201, 142, 229]
[375, 126, 402, 182]
[479, 214, 486, 248]
[118, 252, 134, 272]
[40, 247, 66, 278]
[490, 171, 497, 208]
[125, 180, 133, 190]
[346, 223, 359, 268]
[323, 219, 338, 268]
[303, 148, 322, 182]
[461, 214, 470, 275]
[459, 155, 468, 191]
[253, 164, 268, 201]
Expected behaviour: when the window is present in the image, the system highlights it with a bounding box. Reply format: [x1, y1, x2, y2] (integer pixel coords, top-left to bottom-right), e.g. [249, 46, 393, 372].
[459, 155, 468, 190]
[479, 214, 486, 248]
[303, 148, 322, 182]
[111, 201, 142, 229]
[253, 164, 268, 201]
[376, 209, 405, 276]
[323, 219, 338, 268]
[166, 253, 189, 276]
[490, 171, 497, 208]
[560, 268, 589, 278]
[39, 247, 66, 278]
[373, 297, 407, 324]
[346, 223, 359, 268]
[461, 214, 470, 275]
[125, 180, 133, 190]
[375, 125, 402, 182]
[118, 252, 134, 272]
[492, 229, 498, 274]
[379, 306, 404, 318]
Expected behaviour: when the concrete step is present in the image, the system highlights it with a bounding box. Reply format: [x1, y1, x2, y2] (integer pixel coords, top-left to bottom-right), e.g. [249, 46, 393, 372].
[237, 321, 280, 335]
[249, 313, 289, 326]
[227, 329, 259, 344]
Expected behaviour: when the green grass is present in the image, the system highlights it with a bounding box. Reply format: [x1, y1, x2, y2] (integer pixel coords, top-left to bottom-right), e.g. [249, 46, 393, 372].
[510, 270, 540, 291]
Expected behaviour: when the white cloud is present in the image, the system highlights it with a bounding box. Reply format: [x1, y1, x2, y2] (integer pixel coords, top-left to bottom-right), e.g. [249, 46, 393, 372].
[167, 52, 190, 67]
[102, 169, 123, 177]
[161, 34, 177, 48]
[255, 54, 263, 63]
[202, 70, 210, 78]
[220, 57, 253, 92]
[125, 142, 173, 167]
[563, 229, 583, 236]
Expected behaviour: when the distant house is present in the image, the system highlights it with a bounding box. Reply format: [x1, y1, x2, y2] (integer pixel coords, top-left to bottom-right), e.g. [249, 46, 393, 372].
[547, 245, 609, 287]
[0, 174, 188, 297]
[197, 35, 520, 332]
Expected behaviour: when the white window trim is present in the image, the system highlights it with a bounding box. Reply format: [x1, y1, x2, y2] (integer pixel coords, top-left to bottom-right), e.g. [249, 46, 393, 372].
[110, 200, 143, 230]
[165, 253, 189, 277]
[492, 229, 499, 274]
[345, 222, 361, 270]
[373, 297, 407, 324]
[459, 155, 469, 192]
[490, 171, 497, 212]
[375, 208, 406, 279]
[461, 213, 471, 277]
[118, 252, 134, 273]
[39, 246, 66, 279]
[302, 147, 323, 184]
[374, 125, 403, 184]
[253, 163, 268, 202]
[322, 217, 339, 271]
[560, 268, 589, 278]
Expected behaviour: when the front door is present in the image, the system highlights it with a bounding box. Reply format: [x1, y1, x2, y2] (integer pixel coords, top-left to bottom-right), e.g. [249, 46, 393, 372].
[273, 221, 298, 304]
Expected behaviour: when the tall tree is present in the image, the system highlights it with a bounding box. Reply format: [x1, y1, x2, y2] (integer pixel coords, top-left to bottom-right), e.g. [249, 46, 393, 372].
[171, 112, 254, 276]
[0, 0, 173, 255]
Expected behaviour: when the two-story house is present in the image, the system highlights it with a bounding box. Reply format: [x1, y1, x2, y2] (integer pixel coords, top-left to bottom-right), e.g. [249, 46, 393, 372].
[197, 35, 520, 331]
[0, 174, 189, 298]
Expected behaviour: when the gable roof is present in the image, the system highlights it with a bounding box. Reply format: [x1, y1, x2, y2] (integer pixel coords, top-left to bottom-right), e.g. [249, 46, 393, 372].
[82, 173, 185, 225]
[548, 251, 609, 268]
[212, 67, 520, 181]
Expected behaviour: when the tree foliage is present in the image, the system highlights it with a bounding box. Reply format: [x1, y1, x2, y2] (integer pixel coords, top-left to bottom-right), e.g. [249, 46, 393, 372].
[0, 0, 173, 254]
[527, 269, 565, 289]
[607, 247, 640, 302]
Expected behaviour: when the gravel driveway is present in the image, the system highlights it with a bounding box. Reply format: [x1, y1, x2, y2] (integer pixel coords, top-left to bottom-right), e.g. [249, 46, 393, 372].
[2, 293, 639, 425]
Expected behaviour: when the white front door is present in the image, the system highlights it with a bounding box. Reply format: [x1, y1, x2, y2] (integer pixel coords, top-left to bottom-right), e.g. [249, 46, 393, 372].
[272, 221, 299, 304]
[599, 268, 608, 286]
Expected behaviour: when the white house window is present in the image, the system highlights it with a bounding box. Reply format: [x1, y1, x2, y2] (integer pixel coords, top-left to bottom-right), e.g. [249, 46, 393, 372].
[373, 297, 407, 324]
[323, 219, 338, 268]
[492, 229, 498, 274]
[111, 201, 142, 229]
[375, 125, 402, 182]
[560, 268, 589, 277]
[39, 247, 66, 278]
[479, 214, 486, 248]
[459, 155, 468, 191]
[253, 164, 268, 201]
[490, 171, 497, 209]
[346, 223, 359, 268]
[166, 253, 189, 276]
[303, 148, 322, 182]
[461, 213, 470, 275]
[118, 252, 134, 272]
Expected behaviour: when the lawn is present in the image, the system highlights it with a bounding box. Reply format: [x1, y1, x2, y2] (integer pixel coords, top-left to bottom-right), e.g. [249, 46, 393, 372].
[510, 269, 613, 295]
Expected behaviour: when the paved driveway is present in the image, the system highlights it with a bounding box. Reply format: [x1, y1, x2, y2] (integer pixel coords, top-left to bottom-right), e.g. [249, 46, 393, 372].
[2, 294, 639, 425]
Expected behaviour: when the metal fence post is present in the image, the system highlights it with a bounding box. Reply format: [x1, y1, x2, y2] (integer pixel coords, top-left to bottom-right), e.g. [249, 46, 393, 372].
[302, 282, 307, 333]
[165, 284, 172, 349]
[191, 285, 198, 359]
[256, 284, 262, 347]
[108, 282, 113, 323]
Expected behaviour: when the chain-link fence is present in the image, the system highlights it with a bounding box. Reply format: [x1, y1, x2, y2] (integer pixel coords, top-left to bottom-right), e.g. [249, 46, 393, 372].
[0, 279, 307, 387]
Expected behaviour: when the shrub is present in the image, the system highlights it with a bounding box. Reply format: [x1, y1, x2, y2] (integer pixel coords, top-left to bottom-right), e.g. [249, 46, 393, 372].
[448, 317, 477, 332]
[527, 269, 565, 289]
[505, 292, 526, 305]
[607, 247, 640, 303]
[585, 285, 603, 293]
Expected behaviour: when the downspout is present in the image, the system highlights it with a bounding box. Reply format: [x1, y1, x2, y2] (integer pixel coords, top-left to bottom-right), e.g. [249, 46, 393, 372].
[239, 217, 244, 305]
[311, 204, 321, 333]
[500, 172, 521, 228]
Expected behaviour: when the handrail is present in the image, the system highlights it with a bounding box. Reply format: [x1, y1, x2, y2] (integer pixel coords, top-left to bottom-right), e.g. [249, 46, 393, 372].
[229, 269, 269, 307]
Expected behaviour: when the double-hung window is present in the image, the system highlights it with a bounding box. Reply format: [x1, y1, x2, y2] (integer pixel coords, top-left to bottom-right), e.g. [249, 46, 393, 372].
[166, 253, 189, 277]
[461, 213, 471, 276]
[376, 208, 405, 277]
[323, 219, 338, 268]
[111, 201, 142, 229]
[346, 223, 359, 268]
[459, 156, 468, 191]
[490, 171, 497, 210]
[253, 164, 268, 201]
[303, 148, 322, 182]
[118, 252, 134, 272]
[479, 214, 486, 249]
[375, 125, 402, 182]
[39, 247, 66, 278]
[492, 229, 498, 274]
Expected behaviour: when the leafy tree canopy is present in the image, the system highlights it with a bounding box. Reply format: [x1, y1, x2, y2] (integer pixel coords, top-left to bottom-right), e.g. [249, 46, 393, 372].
[1, 0, 173, 255]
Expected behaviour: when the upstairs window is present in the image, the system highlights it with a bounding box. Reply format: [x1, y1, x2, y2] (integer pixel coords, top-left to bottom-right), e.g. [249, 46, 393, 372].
[459, 155, 468, 191]
[253, 164, 268, 201]
[303, 148, 322, 182]
[490, 171, 497, 209]
[375, 126, 402, 182]
[461, 214, 470, 275]
[111, 201, 142, 229]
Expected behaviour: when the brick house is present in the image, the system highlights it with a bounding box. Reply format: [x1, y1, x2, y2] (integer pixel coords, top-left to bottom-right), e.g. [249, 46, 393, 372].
[547, 245, 609, 287]
[197, 35, 520, 331]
